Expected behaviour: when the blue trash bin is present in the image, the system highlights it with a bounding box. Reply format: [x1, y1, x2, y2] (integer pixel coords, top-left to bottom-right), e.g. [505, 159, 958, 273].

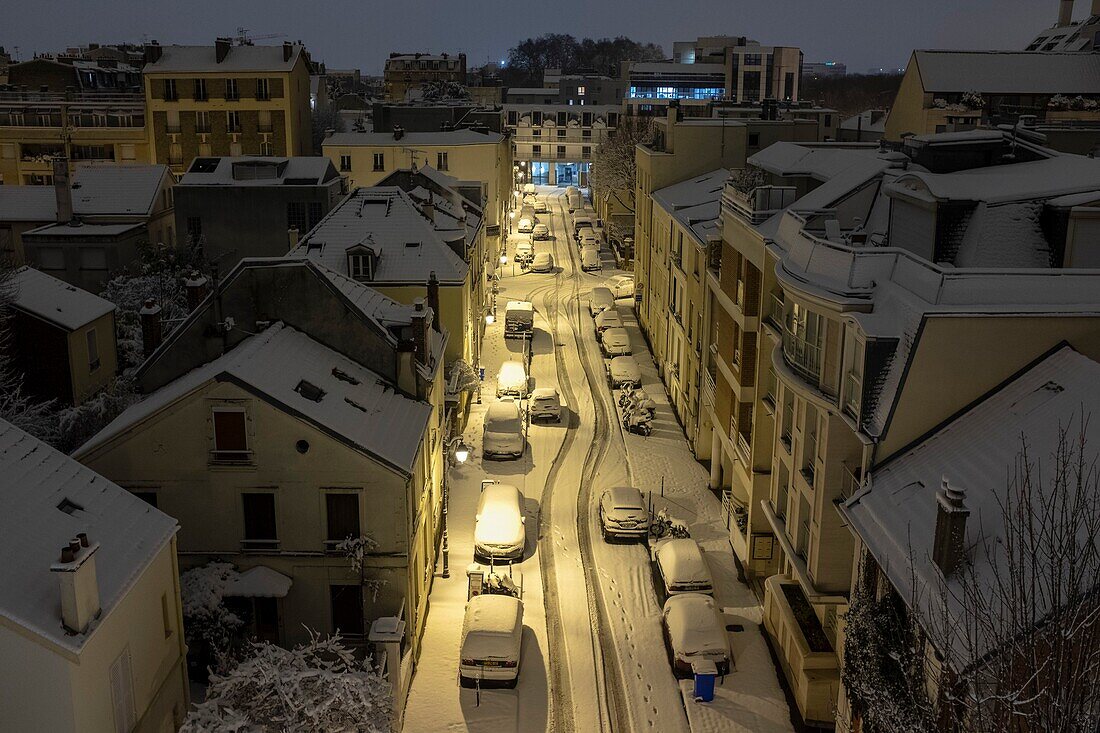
[692, 659, 718, 702]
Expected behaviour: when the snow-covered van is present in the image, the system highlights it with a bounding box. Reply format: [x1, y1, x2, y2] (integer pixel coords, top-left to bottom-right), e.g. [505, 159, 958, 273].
[654, 538, 714, 597]
[567, 190, 583, 213]
[504, 300, 534, 339]
[495, 360, 528, 398]
[589, 287, 614, 317]
[460, 594, 524, 687]
[483, 398, 525, 459]
[581, 245, 601, 272]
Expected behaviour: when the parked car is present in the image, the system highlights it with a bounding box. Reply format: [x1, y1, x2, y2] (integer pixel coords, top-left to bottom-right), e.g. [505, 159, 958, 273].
[589, 287, 614, 316]
[523, 183, 536, 195]
[532, 223, 550, 240]
[607, 356, 642, 387]
[581, 245, 601, 272]
[482, 399, 525, 459]
[608, 275, 635, 299]
[598, 486, 650, 540]
[530, 387, 562, 422]
[654, 538, 714, 596]
[533, 200, 548, 213]
[595, 308, 623, 334]
[496, 361, 528, 398]
[576, 225, 595, 245]
[530, 252, 554, 272]
[504, 301, 534, 340]
[460, 594, 524, 688]
[517, 216, 534, 234]
[515, 240, 534, 263]
[661, 593, 731, 678]
[474, 482, 526, 561]
[522, 193, 537, 207]
[601, 327, 631, 356]
[574, 219, 594, 241]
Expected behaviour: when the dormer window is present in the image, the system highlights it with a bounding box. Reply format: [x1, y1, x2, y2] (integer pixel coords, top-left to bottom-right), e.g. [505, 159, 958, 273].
[347, 244, 378, 282]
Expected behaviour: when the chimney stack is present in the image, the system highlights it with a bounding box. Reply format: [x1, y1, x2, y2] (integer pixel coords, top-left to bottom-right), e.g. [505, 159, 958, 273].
[215, 37, 231, 64]
[422, 194, 435, 224]
[411, 298, 432, 366]
[932, 477, 970, 576]
[140, 299, 163, 356]
[53, 158, 72, 224]
[184, 271, 209, 311]
[283, 41, 294, 63]
[426, 271, 441, 332]
[143, 41, 162, 65]
[51, 534, 101, 635]
[1059, 0, 1075, 25]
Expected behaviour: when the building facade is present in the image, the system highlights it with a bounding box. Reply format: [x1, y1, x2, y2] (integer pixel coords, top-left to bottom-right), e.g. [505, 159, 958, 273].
[505, 104, 619, 186]
[383, 53, 466, 101]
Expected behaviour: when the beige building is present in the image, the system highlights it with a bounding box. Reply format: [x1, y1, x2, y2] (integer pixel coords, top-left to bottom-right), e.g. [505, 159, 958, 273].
[383, 53, 466, 102]
[142, 40, 314, 175]
[505, 104, 619, 187]
[0, 418, 188, 733]
[76, 259, 447, 701]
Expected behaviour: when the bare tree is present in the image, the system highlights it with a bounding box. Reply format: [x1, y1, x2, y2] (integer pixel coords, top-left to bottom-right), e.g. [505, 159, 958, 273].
[589, 114, 653, 215]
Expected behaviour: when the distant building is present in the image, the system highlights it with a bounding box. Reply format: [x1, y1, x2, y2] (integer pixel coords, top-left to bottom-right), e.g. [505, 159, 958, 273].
[142, 39, 314, 175]
[0, 416, 187, 733]
[383, 52, 466, 101]
[802, 61, 846, 78]
[506, 74, 627, 106]
[173, 156, 344, 264]
[837, 109, 887, 142]
[505, 104, 619, 186]
[1025, 0, 1100, 51]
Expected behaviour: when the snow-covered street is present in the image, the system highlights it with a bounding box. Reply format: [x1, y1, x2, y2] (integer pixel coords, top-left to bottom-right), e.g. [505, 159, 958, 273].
[402, 188, 793, 733]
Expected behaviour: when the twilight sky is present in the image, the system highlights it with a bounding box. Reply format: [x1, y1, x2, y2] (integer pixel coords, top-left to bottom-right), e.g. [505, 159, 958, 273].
[1, 0, 1085, 74]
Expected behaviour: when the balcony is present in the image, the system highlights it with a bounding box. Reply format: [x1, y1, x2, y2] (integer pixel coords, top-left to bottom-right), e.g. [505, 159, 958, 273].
[670, 250, 683, 270]
[782, 324, 822, 383]
[736, 431, 752, 466]
[843, 371, 862, 420]
[840, 462, 863, 502]
[766, 292, 784, 331]
[723, 182, 798, 226]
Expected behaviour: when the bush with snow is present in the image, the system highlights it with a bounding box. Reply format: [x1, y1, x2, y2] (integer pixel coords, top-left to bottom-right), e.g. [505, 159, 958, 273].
[53, 377, 138, 454]
[180, 562, 244, 663]
[181, 631, 393, 733]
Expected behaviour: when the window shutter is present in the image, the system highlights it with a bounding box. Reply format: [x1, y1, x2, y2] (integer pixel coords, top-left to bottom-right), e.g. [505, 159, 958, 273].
[110, 648, 135, 733]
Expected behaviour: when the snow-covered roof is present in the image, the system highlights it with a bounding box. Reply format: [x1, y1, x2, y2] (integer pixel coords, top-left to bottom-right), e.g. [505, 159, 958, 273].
[651, 169, 728, 245]
[177, 157, 337, 187]
[82, 322, 433, 474]
[9, 266, 114, 331]
[24, 221, 144, 238]
[225, 566, 292, 598]
[1026, 17, 1099, 52]
[292, 187, 470, 285]
[144, 44, 304, 73]
[841, 346, 1100, 662]
[749, 142, 886, 181]
[0, 164, 171, 222]
[887, 156, 1100, 205]
[324, 129, 504, 147]
[0, 418, 177, 653]
[913, 50, 1100, 94]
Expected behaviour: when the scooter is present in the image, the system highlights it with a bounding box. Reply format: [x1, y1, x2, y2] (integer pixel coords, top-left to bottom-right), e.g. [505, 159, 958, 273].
[619, 385, 657, 418]
[622, 407, 653, 436]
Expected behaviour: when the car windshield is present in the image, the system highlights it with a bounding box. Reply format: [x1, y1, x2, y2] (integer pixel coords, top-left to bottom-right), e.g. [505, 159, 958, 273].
[490, 417, 521, 432]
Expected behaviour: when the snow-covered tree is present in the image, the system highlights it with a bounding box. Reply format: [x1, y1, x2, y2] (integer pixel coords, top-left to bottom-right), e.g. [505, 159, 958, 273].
[447, 359, 481, 394]
[337, 534, 388, 602]
[180, 562, 245, 668]
[181, 631, 393, 733]
[419, 80, 470, 102]
[589, 115, 654, 216]
[731, 165, 769, 196]
[53, 376, 138, 453]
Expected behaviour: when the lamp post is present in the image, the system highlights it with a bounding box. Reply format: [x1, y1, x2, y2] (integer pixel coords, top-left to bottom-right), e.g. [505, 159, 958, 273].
[441, 437, 470, 578]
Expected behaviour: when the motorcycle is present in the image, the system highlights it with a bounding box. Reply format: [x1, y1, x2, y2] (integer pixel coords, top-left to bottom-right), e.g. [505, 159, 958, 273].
[622, 406, 653, 436]
[619, 385, 657, 418]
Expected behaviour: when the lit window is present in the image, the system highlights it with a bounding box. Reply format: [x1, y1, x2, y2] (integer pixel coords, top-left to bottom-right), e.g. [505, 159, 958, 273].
[577, 86, 586, 96]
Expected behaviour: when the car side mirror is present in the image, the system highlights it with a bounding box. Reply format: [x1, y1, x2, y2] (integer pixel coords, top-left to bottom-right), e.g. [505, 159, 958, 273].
[521, 516, 526, 524]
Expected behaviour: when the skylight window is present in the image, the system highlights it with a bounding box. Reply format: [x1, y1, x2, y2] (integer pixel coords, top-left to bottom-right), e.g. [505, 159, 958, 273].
[332, 367, 361, 385]
[295, 380, 326, 402]
[57, 498, 84, 515]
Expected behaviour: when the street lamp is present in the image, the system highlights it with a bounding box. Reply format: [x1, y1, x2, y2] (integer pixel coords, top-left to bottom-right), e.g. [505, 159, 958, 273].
[441, 437, 470, 578]
[485, 312, 495, 325]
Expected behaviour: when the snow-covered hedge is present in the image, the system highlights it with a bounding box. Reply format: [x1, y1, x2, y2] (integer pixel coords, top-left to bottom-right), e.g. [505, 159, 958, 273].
[180, 562, 244, 661]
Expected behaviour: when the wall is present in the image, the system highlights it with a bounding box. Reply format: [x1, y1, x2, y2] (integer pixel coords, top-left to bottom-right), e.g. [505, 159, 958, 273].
[11, 310, 72, 404]
[67, 310, 118, 406]
[22, 228, 146, 294]
[0, 623, 75, 731]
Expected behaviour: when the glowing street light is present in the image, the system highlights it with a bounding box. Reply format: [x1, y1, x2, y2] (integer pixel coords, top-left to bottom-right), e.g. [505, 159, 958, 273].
[500, 254, 508, 265]
[454, 441, 470, 464]
[485, 312, 495, 325]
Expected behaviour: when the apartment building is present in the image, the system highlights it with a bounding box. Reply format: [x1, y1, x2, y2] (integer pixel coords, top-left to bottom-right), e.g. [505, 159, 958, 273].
[505, 104, 619, 186]
[384, 52, 466, 101]
[704, 132, 1100, 727]
[142, 39, 314, 175]
[0, 418, 188, 733]
[75, 258, 447, 683]
[1025, 0, 1100, 51]
[506, 73, 627, 106]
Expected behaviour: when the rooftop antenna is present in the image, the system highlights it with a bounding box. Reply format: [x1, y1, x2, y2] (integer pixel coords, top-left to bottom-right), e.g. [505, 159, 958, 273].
[234, 27, 287, 46]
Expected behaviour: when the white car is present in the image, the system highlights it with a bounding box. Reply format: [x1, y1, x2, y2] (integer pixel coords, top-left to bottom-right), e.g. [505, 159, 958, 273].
[601, 327, 631, 356]
[533, 200, 548, 213]
[522, 193, 537, 206]
[599, 486, 649, 540]
[530, 387, 562, 422]
[474, 482, 525, 560]
[515, 240, 534, 263]
[530, 252, 554, 272]
[607, 356, 642, 387]
[496, 361, 528, 398]
[654, 538, 714, 596]
[517, 217, 534, 234]
[594, 308, 623, 334]
[523, 183, 536, 195]
[662, 594, 731, 678]
[608, 275, 635, 299]
[532, 223, 550, 240]
[460, 594, 523, 688]
[581, 245, 600, 272]
[482, 399, 525, 460]
[589, 287, 614, 317]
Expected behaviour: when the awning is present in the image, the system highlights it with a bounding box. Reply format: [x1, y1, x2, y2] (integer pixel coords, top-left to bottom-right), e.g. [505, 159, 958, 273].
[225, 566, 293, 598]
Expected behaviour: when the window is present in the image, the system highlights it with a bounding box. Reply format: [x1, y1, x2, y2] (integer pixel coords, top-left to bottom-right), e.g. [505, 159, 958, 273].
[340, 154, 352, 172]
[775, 463, 790, 520]
[742, 71, 761, 101]
[212, 408, 249, 461]
[556, 145, 566, 159]
[242, 493, 278, 549]
[195, 111, 211, 133]
[226, 111, 242, 133]
[308, 202, 324, 229]
[109, 648, 135, 733]
[532, 144, 541, 157]
[577, 85, 586, 96]
[256, 78, 270, 101]
[743, 53, 762, 66]
[582, 129, 591, 140]
[373, 152, 384, 171]
[556, 128, 565, 138]
[80, 248, 107, 271]
[166, 109, 181, 133]
[86, 328, 100, 371]
[163, 78, 177, 101]
[225, 78, 239, 100]
[186, 216, 202, 241]
[796, 495, 811, 559]
[38, 248, 65, 271]
[259, 141, 273, 156]
[161, 593, 173, 638]
[326, 493, 361, 544]
[193, 78, 207, 101]
[349, 252, 372, 281]
[582, 146, 591, 158]
[748, 132, 760, 148]
[507, 110, 517, 125]
[436, 151, 448, 171]
[330, 585, 364, 636]
[532, 128, 542, 138]
[287, 202, 307, 232]
[257, 109, 272, 133]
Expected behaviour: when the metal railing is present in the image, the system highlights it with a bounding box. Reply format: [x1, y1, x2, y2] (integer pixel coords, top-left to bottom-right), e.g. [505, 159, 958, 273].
[768, 292, 784, 330]
[843, 371, 862, 420]
[841, 462, 863, 501]
[782, 323, 823, 382]
[737, 431, 752, 466]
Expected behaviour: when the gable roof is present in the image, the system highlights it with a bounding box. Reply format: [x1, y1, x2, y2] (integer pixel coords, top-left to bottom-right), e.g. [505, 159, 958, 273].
[8, 266, 115, 331]
[0, 164, 171, 222]
[144, 44, 304, 74]
[913, 50, 1100, 95]
[79, 323, 432, 474]
[0, 418, 177, 653]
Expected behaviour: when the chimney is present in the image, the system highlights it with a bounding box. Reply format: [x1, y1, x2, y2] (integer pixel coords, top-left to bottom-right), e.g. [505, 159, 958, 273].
[53, 158, 72, 224]
[1059, 0, 1075, 25]
[143, 41, 162, 65]
[426, 272, 441, 332]
[51, 534, 101, 635]
[411, 298, 431, 367]
[283, 42, 294, 63]
[140, 299, 163, 356]
[393, 125, 405, 141]
[215, 37, 231, 64]
[665, 100, 680, 153]
[184, 271, 209, 311]
[422, 194, 435, 224]
[932, 477, 970, 576]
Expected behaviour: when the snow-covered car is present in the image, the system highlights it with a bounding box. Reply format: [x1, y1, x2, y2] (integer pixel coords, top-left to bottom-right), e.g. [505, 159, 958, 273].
[654, 538, 714, 596]
[599, 486, 650, 540]
[661, 593, 731, 678]
[530, 387, 562, 422]
[523, 183, 536, 195]
[607, 356, 642, 388]
[474, 482, 526, 561]
[608, 275, 636, 300]
[532, 223, 550, 240]
[496, 361, 528, 398]
[522, 193, 537, 206]
[529, 252, 555, 272]
[589, 287, 614, 317]
[601, 327, 631, 356]
[515, 240, 534, 263]
[533, 200, 548, 213]
[517, 216, 534, 234]
[576, 225, 595, 244]
[595, 308, 623, 334]
[460, 594, 524, 688]
[482, 399, 525, 459]
[581, 245, 601, 272]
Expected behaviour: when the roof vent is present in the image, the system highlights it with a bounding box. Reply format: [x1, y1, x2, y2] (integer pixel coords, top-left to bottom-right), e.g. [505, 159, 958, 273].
[295, 380, 326, 402]
[57, 498, 84, 515]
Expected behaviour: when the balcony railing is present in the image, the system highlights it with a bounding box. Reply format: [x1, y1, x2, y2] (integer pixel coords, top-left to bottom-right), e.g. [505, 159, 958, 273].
[843, 371, 862, 420]
[783, 324, 823, 382]
[736, 279, 745, 308]
[840, 462, 863, 501]
[737, 431, 752, 466]
[723, 183, 798, 225]
[767, 292, 784, 330]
